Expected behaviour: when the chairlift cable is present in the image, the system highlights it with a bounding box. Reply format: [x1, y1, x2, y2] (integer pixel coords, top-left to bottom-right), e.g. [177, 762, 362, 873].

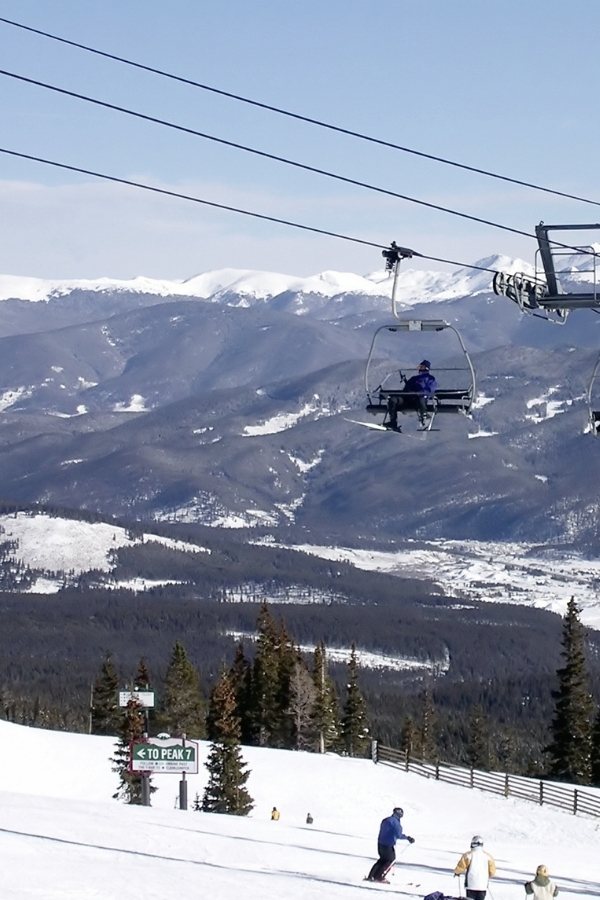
[0, 67, 596, 261]
[1, 15, 599, 209]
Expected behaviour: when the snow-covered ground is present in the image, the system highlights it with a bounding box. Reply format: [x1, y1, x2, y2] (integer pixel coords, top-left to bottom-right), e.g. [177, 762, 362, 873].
[0, 720, 597, 900]
[279, 541, 600, 630]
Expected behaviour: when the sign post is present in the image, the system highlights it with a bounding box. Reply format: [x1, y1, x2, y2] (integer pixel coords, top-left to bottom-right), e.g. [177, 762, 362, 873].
[180, 733, 188, 811]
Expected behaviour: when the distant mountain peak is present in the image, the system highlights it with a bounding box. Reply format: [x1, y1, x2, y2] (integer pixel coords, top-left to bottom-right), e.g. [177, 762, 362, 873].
[0, 255, 519, 305]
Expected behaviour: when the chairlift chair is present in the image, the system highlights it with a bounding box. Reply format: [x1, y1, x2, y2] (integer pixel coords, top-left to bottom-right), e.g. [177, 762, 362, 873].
[364, 319, 476, 431]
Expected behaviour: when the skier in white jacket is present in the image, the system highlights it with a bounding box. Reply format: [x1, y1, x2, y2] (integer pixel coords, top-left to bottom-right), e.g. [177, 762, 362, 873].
[454, 835, 496, 900]
[525, 865, 559, 900]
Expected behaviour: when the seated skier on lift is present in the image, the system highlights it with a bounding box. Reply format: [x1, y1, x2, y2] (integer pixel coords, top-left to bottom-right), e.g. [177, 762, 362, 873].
[387, 359, 438, 431]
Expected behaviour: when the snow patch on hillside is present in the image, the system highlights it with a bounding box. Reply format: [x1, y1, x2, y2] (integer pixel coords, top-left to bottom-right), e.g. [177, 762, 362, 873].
[225, 629, 449, 674]
[243, 398, 330, 435]
[274, 540, 600, 630]
[0, 512, 209, 591]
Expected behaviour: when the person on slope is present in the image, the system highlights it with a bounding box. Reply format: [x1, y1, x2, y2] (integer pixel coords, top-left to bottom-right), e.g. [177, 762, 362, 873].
[387, 360, 438, 431]
[366, 806, 415, 883]
[454, 835, 496, 900]
[525, 865, 559, 899]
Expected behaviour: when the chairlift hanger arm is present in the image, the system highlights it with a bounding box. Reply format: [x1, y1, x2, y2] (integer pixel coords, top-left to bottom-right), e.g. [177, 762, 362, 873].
[382, 241, 422, 319]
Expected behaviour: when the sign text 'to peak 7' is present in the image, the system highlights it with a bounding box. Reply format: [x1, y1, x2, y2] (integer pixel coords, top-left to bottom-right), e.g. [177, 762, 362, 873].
[130, 737, 199, 774]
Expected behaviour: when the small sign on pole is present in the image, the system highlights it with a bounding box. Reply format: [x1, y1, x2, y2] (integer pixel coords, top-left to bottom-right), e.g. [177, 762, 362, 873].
[119, 690, 155, 709]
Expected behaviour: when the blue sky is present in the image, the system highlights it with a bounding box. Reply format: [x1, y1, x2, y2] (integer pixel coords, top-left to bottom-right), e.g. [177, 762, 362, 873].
[1, 0, 599, 279]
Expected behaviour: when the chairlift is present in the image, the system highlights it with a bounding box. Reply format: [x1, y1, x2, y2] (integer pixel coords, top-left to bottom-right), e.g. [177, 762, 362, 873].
[363, 320, 476, 432]
[348, 244, 476, 434]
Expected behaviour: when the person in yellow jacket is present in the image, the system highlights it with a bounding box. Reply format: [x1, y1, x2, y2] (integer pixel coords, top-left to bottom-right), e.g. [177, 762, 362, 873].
[525, 865, 559, 900]
[454, 835, 496, 900]
[270, 806, 280, 821]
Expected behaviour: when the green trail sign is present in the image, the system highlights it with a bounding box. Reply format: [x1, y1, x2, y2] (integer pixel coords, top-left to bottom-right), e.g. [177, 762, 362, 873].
[130, 738, 199, 774]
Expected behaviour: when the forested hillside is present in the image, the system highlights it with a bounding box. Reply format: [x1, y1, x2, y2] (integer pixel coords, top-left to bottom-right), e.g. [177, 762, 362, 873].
[2, 506, 599, 773]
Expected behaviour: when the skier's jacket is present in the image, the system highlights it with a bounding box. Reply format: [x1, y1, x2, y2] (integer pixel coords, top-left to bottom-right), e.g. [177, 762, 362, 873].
[454, 846, 496, 890]
[525, 875, 559, 900]
[377, 814, 409, 847]
[403, 371, 437, 397]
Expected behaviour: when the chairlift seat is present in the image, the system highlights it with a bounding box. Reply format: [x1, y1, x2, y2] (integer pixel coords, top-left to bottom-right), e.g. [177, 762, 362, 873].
[367, 387, 472, 415]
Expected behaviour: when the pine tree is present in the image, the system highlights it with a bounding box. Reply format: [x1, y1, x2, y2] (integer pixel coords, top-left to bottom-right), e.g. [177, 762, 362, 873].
[226, 642, 253, 744]
[547, 597, 594, 784]
[590, 708, 600, 786]
[400, 715, 416, 758]
[249, 604, 281, 746]
[467, 705, 491, 770]
[133, 656, 153, 733]
[91, 653, 121, 735]
[340, 644, 370, 757]
[420, 685, 437, 761]
[134, 657, 152, 690]
[111, 698, 155, 804]
[159, 642, 205, 738]
[274, 624, 299, 748]
[202, 670, 253, 815]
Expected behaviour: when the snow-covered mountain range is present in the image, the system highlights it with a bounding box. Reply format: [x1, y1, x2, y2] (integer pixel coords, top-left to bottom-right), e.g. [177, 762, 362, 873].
[1, 253, 600, 553]
[0, 255, 526, 304]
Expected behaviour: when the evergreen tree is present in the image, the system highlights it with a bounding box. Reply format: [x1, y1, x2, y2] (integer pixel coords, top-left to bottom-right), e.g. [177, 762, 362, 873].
[274, 623, 299, 748]
[133, 656, 153, 733]
[202, 670, 253, 815]
[288, 657, 317, 750]
[159, 641, 205, 738]
[400, 715, 416, 758]
[134, 657, 152, 690]
[547, 597, 594, 784]
[111, 698, 155, 804]
[340, 644, 370, 757]
[467, 705, 491, 770]
[91, 653, 120, 735]
[311, 642, 339, 753]
[226, 642, 253, 744]
[591, 708, 600, 786]
[249, 604, 281, 746]
[420, 685, 437, 761]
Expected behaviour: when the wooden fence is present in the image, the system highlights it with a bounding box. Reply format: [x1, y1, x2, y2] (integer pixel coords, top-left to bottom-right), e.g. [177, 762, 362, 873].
[373, 742, 600, 818]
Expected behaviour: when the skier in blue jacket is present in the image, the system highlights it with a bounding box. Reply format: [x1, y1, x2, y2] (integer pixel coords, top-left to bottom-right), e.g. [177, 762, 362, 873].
[387, 360, 438, 431]
[366, 807, 415, 883]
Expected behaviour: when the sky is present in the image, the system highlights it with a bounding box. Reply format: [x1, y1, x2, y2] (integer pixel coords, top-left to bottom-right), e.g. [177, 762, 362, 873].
[0, 718, 598, 900]
[1, 2, 600, 279]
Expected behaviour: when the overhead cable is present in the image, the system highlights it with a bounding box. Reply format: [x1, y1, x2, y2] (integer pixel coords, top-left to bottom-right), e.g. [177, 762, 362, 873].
[1, 67, 595, 260]
[0, 146, 499, 274]
[1, 14, 598, 209]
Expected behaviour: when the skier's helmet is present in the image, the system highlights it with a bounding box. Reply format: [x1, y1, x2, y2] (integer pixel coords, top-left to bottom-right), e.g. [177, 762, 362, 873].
[392, 807, 404, 818]
[470, 835, 484, 848]
[536, 866, 548, 878]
